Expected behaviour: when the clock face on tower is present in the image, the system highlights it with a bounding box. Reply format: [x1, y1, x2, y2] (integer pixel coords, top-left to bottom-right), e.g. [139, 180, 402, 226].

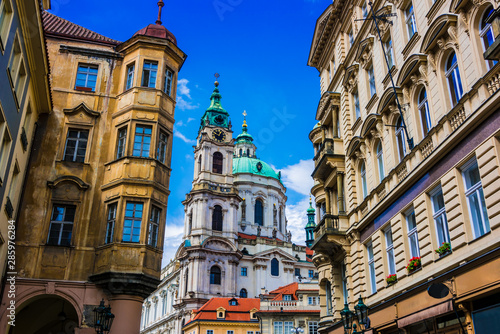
[212, 129, 226, 143]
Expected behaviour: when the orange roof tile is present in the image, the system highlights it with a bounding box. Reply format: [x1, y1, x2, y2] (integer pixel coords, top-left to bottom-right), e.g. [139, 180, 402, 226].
[268, 282, 299, 301]
[186, 298, 260, 326]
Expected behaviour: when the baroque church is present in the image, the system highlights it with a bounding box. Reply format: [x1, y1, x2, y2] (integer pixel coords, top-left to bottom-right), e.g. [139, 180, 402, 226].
[140, 80, 316, 334]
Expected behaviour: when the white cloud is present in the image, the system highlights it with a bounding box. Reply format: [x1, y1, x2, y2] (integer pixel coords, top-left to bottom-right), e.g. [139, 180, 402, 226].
[176, 117, 197, 127]
[174, 130, 196, 145]
[187, 117, 196, 123]
[276, 159, 314, 195]
[285, 196, 312, 246]
[177, 78, 191, 98]
[162, 218, 185, 267]
[176, 96, 199, 111]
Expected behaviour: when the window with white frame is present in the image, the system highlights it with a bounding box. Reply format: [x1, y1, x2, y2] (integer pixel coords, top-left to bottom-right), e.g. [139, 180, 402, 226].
[142, 60, 158, 88]
[395, 117, 406, 162]
[405, 3, 417, 39]
[116, 127, 127, 159]
[283, 294, 292, 301]
[63, 129, 89, 163]
[0, 0, 13, 46]
[47, 205, 76, 246]
[430, 186, 450, 247]
[241, 267, 247, 276]
[368, 65, 376, 97]
[274, 322, 284, 334]
[126, 63, 135, 90]
[462, 158, 490, 238]
[133, 125, 152, 157]
[123, 202, 143, 242]
[105, 203, 117, 244]
[309, 321, 318, 334]
[376, 141, 384, 181]
[385, 228, 396, 275]
[284, 322, 293, 334]
[164, 67, 174, 96]
[361, 161, 368, 199]
[480, 6, 497, 69]
[75, 64, 98, 91]
[309, 269, 314, 278]
[367, 243, 376, 293]
[353, 89, 360, 119]
[308, 296, 318, 305]
[445, 51, 463, 106]
[384, 37, 394, 69]
[406, 209, 420, 258]
[418, 87, 432, 137]
[148, 206, 161, 247]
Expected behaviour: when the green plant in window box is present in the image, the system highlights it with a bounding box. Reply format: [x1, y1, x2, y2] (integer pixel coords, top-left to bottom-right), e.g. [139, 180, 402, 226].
[386, 274, 397, 285]
[435, 242, 451, 256]
[406, 257, 421, 273]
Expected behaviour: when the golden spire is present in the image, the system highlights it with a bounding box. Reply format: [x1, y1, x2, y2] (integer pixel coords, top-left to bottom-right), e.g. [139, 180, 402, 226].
[242, 110, 247, 127]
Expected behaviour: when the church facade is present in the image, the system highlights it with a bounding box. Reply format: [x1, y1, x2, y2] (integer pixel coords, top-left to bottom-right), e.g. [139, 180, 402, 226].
[141, 82, 316, 334]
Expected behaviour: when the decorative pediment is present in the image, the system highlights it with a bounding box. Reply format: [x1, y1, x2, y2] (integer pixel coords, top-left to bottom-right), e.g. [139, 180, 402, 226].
[377, 87, 404, 115]
[253, 248, 297, 262]
[316, 91, 341, 121]
[449, 0, 486, 13]
[47, 175, 90, 190]
[346, 136, 363, 158]
[420, 14, 459, 53]
[202, 236, 238, 252]
[342, 64, 359, 93]
[355, 37, 374, 69]
[397, 54, 428, 86]
[308, 6, 335, 67]
[63, 103, 100, 117]
[360, 114, 382, 138]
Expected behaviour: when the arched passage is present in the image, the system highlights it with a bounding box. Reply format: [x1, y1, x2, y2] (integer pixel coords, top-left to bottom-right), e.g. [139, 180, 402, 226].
[10, 295, 79, 334]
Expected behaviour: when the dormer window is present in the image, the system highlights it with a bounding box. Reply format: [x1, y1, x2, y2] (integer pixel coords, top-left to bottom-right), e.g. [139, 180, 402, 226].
[229, 298, 238, 306]
[283, 295, 292, 301]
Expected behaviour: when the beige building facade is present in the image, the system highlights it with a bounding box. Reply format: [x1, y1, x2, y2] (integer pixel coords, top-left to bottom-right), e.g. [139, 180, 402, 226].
[307, 0, 500, 333]
[0, 4, 186, 333]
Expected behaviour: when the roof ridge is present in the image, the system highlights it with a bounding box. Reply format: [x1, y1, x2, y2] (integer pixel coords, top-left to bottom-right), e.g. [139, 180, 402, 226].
[42, 11, 121, 45]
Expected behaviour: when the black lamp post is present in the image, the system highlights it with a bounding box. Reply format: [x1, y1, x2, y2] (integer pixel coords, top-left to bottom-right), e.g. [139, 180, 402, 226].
[340, 296, 370, 334]
[93, 299, 115, 334]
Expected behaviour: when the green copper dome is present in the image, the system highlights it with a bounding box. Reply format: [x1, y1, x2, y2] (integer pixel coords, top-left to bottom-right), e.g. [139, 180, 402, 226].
[307, 201, 315, 214]
[305, 199, 316, 229]
[233, 156, 281, 181]
[235, 122, 253, 143]
[199, 81, 230, 131]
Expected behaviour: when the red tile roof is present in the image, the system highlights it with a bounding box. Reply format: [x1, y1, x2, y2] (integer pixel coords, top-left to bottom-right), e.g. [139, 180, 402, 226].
[133, 23, 177, 45]
[306, 247, 313, 256]
[257, 310, 320, 313]
[268, 282, 298, 301]
[186, 298, 260, 325]
[42, 11, 121, 45]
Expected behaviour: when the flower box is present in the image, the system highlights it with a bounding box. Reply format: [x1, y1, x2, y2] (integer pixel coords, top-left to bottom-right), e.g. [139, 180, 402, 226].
[386, 274, 397, 285]
[435, 242, 451, 256]
[406, 256, 421, 273]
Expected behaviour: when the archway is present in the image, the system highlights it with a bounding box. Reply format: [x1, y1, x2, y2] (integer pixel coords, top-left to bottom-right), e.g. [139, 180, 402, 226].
[10, 295, 79, 334]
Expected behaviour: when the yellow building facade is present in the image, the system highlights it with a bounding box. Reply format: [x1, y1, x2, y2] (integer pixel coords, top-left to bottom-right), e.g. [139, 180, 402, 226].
[308, 0, 500, 333]
[0, 4, 186, 333]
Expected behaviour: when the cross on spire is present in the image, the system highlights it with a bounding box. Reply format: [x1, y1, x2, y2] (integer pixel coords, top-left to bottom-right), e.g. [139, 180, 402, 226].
[214, 73, 220, 87]
[156, 0, 165, 25]
[242, 110, 247, 127]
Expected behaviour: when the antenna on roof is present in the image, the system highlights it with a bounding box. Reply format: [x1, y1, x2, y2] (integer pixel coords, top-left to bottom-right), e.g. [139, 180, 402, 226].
[156, 0, 165, 25]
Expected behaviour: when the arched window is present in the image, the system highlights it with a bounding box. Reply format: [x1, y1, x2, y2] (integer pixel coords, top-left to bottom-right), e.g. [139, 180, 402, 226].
[198, 155, 202, 174]
[241, 199, 246, 220]
[255, 199, 264, 226]
[395, 117, 406, 162]
[271, 258, 279, 276]
[326, 280, 333, 315]
[445, 51, 463, 107]
[212, 205, 223, 231]
[239, 149, 242, 156]
[480, 5, 497, 69]
[360, 161, 368, 199]
[376, 141, 384, 182]
[240, 289, 248, 298]
[184, 268, 189, 295]
[213, 152, 223, 174]
[418, 87, 431, 137]
[188, 213, 192, 235]
[210, 266, 221, 284]
[247, 149, 250, 157]
[279, 207, 282, 231]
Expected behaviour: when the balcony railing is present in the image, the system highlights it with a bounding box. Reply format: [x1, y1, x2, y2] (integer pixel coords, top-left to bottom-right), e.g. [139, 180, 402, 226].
[314, 138, 334, 163]
[269, 301, 298, 307]
[313, 214, 340, 240]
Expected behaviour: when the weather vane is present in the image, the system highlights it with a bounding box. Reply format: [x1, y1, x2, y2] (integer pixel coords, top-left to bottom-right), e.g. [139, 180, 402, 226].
[214, 73, 220, 80]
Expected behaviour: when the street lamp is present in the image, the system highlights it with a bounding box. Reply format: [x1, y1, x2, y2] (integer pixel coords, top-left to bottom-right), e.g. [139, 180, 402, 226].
[93, 299, 115, 334]
[340, 296, 370, 334]
[291, 326, 304, 334]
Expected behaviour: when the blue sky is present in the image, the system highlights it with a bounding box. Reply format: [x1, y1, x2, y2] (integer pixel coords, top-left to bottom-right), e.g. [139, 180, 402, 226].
[49, 0, 330, 264]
